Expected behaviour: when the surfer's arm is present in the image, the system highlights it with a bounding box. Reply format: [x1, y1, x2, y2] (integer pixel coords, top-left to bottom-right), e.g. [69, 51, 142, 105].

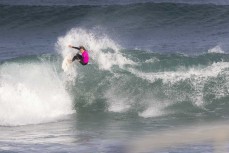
[68, 45, 80, 50]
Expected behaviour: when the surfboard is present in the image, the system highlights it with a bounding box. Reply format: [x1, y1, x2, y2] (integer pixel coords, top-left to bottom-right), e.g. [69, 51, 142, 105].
[62, 53, 73, 72]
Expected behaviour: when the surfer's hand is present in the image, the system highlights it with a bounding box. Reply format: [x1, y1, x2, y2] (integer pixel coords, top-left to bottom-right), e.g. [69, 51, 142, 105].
[68, 45, 72, 48]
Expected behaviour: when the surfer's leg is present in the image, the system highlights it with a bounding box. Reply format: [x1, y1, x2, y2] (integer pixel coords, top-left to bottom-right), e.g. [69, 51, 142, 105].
[72, 53, 87, 65]
[72, 53, 82, 62]
[79, 61, 87, 66]
[72, 56, 78, 62]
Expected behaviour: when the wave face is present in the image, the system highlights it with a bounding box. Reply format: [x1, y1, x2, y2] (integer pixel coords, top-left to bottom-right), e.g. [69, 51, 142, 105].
[2, 1, 229, 126]
[51, 28, 229, 120]
[2, 28, 229, 126]
[2, 2, 229, 56]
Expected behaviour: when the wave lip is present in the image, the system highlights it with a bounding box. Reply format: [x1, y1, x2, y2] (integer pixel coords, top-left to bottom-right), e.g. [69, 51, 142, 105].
[130, 61, 229, 106]
[56, 28, 134, 71]
[208, 45, 225, 54]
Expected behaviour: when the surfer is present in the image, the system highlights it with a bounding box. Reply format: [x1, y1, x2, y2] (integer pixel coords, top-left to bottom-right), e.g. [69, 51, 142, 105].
[68, 45, 89, 65]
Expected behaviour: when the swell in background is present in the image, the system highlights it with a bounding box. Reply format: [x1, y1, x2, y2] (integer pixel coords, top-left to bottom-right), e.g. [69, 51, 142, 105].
[2, 2, 229, 59]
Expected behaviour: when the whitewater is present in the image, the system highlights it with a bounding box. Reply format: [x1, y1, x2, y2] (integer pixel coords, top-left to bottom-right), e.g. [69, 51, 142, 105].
[1, 1, 229, 153]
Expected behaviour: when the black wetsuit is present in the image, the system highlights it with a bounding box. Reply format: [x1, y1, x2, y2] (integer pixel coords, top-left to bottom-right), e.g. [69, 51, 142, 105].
[71, 47, 87, 65]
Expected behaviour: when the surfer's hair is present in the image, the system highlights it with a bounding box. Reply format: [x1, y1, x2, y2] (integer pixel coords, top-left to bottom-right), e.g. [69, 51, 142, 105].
[79, 46, 85, 50]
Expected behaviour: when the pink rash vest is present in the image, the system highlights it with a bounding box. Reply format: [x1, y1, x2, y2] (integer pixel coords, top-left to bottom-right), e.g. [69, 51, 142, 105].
[82, 50, 89, 64]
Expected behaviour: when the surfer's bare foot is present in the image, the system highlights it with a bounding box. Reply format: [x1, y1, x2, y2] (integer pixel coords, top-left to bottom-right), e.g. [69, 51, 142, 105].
[67, 59, 72, 63]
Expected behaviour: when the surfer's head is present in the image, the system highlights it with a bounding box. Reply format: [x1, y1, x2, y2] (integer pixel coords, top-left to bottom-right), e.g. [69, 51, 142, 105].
[79, 46, 85, 53]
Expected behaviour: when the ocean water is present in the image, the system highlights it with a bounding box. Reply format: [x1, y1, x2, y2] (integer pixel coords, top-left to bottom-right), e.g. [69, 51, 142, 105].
[1, 0, 229, 153]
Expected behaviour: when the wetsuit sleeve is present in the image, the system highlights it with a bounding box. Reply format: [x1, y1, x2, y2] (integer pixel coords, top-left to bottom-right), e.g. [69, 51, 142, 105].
[72, 46, 80, 50]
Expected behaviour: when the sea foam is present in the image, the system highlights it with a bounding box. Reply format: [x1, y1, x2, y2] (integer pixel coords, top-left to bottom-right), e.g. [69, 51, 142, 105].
[0, 61, 73, 126]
